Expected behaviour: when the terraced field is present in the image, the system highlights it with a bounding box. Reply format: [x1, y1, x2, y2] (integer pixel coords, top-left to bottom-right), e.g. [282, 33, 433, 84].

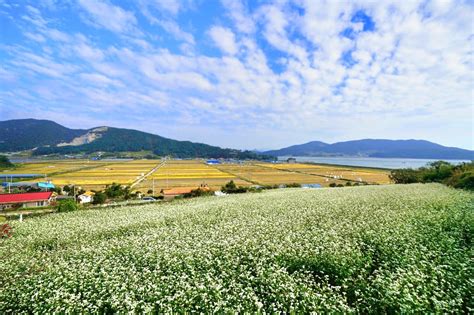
[3, 160, 391, 192]
[1, 184, 472, 313]
[1, 160, 108, 177]
[259, 163, 391, 184]
[216, 163, 348, 186]
[49, 160, 161, 190]
[138, 160, 250, 191]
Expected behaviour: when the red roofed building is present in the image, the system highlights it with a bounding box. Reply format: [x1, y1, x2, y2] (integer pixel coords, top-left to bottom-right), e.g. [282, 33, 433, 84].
[0, 192, 54, 211]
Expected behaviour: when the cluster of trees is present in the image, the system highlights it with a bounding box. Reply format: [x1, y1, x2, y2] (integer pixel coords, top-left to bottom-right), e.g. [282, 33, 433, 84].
[56, 183, 140, 210]
[221, 180, 249, 194]
[183, 188, 214, 198]
[0, 155, 13, 169]
[390, 161, 474, 190]
[91, 183, 139, 204]
[220, 181, 305, 194]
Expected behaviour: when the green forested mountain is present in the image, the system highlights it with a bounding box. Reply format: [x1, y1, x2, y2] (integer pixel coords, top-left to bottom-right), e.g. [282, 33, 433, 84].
[264, 139, 474, 160]
[0, 119, 266, 159]
[0, 119, 85, 152]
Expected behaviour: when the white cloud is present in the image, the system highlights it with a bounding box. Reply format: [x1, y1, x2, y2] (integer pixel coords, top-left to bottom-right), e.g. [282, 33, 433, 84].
[78, 0, 137, 34]
[2, 0, 473, 149]
[220, 0, 255, 34]
[208, 26, 239, 55]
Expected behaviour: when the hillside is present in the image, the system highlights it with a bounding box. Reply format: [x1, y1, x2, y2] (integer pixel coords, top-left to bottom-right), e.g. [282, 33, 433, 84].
[1, 184, 472, 312]
[0, 119, 86, 152]
[265, 139, 474, 160]
[0, 119, 265, 159]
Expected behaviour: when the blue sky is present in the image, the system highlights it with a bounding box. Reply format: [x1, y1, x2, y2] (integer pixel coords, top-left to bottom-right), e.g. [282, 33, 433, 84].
[0, 0, 473, 150]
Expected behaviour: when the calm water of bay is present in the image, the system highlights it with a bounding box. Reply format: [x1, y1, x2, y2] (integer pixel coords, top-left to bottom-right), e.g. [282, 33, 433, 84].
[277, 156, 471, 169]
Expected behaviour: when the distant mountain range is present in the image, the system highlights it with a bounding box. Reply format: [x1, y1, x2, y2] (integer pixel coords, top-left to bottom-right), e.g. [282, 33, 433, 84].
[1, 119, 472, 160]
[264, 139, 474, 160]
[0, 119, 265, 159]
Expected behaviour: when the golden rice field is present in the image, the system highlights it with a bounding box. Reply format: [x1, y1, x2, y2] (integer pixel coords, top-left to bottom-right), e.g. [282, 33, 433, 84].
[216, 163, 348, 187]
[0, 160, 108, 176]
[137, 160, 249, 191]
[3, 159, 392, 192]
[48, 160, 161, 190]
[259, 163, 391, 184]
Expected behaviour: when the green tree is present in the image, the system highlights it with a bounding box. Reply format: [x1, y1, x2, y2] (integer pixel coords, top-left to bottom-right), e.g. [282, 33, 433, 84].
[421, 161, 454, 182]
[0, 155, 13, 169]
[57, 199, 77, 212]
[389, 169, 420, 184]
[92, 192, 107, 204]
[221, 180, 248, 194]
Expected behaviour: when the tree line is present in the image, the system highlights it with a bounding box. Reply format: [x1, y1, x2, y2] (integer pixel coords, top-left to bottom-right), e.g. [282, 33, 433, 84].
[390, 161, 473, 190]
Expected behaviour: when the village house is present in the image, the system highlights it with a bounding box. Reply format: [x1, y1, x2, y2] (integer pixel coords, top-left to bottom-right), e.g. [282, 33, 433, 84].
[287, 157, 297, 163]
[77, 191, 94, 204]
[161, 187, 195, 199]
[0, 192, 54, 211]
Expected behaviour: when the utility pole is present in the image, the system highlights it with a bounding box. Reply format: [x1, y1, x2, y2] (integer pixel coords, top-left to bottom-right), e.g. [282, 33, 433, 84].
[73, 185, 76, 203]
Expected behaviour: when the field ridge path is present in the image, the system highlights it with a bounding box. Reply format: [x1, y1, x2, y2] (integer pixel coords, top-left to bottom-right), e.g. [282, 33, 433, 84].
[130, 160, 166, 188]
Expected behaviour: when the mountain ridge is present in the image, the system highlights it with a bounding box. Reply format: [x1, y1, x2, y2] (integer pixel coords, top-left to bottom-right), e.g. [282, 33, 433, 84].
[0, 119, 266, 159]
[264, 139, 474, 160]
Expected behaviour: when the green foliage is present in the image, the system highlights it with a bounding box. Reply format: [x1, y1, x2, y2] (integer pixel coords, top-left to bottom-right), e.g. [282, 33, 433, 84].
[390, 161, 474, 190]
[0, 184, 472, 313]
[286, 183, 302, 188]
[184, 188, 214, 198]
[389, 168, 421, 184]
[92, 192, 106, 205]
[329, 183, 337, 187]
[421, 160, 454, 182]
[62, 185, 85, 197]
[104, 183, 132, 200]
[0, 155, 13, 169]
[56, 199, 77, 213]
[221, 180, 248, 194]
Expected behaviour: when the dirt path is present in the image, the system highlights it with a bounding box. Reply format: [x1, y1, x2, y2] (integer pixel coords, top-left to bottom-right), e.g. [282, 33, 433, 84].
[130, 160, 166, 188]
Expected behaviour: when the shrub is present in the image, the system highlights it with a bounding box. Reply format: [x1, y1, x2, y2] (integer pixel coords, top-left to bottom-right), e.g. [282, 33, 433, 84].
[390, 161, 474, 191]
[184, 188, 214, 198]
[222, 180, 248, 194]
[329, 183, 337, 187]
[286, 183, 302, 188]
[0, 223, 12, 238]
[57, 199, 77, 213]
[92, 192, 107, 205]
[389, 168, 420, 184]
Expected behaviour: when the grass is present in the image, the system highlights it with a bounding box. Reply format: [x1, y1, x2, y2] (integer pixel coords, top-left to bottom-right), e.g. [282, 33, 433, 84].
[0, 184, 472, 313]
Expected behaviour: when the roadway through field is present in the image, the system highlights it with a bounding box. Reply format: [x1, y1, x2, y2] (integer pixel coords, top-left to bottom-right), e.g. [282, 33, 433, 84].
[130, 160, 166, 188]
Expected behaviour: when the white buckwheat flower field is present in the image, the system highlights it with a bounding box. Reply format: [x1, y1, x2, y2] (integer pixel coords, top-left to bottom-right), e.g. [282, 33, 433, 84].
[1, 184, 472, 313]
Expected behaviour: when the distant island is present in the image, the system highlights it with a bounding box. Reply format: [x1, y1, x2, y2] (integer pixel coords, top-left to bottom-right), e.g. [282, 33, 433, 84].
[263, 140, 473, 160]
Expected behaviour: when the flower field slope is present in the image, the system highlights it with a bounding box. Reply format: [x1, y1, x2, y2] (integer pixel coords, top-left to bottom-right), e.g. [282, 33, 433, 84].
[1, 184, 473, 313]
